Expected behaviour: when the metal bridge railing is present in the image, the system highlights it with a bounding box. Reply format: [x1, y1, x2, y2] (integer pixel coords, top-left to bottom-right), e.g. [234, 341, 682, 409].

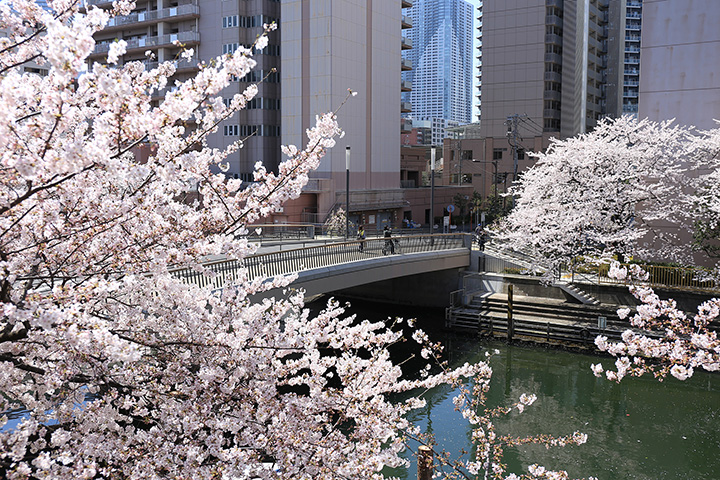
[598, 263, 720, 294]
[172, 234, 469, 290]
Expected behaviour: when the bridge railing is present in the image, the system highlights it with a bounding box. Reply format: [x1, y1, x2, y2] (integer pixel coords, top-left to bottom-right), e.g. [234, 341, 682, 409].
[172, 233, 469, 290]
[597, 263, 720, 294]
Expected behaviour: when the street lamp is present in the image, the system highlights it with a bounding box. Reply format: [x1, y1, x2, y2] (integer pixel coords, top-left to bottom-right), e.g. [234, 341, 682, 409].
[345, 146, 350, 240]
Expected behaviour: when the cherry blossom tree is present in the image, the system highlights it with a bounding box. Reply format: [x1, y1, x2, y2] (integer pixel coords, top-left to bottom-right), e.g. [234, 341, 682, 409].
[0, 2, 594, 479]
[323, 207, 349, 237]
[691, 123, 720, 259]
[592, 262, 720, 383]
[492, 116, 700, 275]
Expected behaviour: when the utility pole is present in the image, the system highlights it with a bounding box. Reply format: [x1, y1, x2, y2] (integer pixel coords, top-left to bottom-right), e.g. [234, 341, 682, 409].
[505, 114, 525, 206]
[345, 146, 350, 239]
[455, 138, 462, 186]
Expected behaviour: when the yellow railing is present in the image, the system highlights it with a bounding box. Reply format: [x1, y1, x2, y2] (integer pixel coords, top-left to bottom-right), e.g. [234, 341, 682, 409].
[598, 263, 719, 294]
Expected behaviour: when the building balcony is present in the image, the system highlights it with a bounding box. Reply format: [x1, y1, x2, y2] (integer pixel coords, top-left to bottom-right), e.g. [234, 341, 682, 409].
[545, 33, 563, 46]
[92, 31, 201, 57]
[546, 14, 563, 28]
[627, 1, 642, 8]
[401, 37, 413, 50]
[401, 58, 412, 71]
[624, 68, 639, 75]
[623, 103, 639, 113]
[401, 101, 412, 113]
[401, 118, 413, 133]
[623, 90, 639, 98]
[401, 0, 413, 7]
[626, 22, 641, 30]
[103, 3, 200, 33]
[401, 15, 413, 29]
[626, 12, 642, 19]
[544, 90, 561, 101]
[625, 46, 640, 53]
[544, 71, 562, 83]
[624, 56, 640, 64]
[401, 79, 412, 92]
[543, 108, 561, 120]
[587, 68, 603, 83]
[544, 53, 562, 64]
[141, 58, 198, 73]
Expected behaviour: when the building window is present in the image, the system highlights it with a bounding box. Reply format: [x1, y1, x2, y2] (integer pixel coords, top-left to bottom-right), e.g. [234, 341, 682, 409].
[246, 97, 281, 110]
[492, 148, 503, 161]
[224, 125, 239, 136]
[223, 15, 239, 28]
[223, 43, 239, 55]
[544, 119, 561, 131]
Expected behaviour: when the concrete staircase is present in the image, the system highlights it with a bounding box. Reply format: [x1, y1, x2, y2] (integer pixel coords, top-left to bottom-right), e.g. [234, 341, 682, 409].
[553, 282, 601, 305]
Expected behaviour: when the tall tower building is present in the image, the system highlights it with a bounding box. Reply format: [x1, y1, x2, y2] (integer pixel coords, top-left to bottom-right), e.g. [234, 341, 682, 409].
[402, 0, 474, 142]
[85, 0, 281, 182]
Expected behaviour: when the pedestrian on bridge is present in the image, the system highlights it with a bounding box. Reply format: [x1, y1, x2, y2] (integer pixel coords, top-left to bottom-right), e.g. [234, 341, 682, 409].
[357, 225, 366, 252]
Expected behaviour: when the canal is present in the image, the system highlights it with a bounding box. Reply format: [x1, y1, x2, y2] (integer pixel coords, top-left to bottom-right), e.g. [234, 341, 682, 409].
[329, 298, 720, 480]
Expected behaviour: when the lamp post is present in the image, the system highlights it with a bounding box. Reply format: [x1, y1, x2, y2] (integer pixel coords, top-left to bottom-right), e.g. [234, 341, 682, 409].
[345, 146, 350, 240]
[430, 147, 435, 234]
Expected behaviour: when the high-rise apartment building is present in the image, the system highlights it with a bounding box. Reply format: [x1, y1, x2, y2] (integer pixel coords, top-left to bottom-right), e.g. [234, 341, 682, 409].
[450, 0, 648, 204]
[85, 0, 282, 182]
[402, 0, 474, 143]
[85, 0, 430, 228]
[605, 0, 643, 118]
[477, 0, 644, 140]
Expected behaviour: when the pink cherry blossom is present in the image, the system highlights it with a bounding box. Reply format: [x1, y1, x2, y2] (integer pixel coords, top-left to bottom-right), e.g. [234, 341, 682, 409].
[0, 3, 595, 479]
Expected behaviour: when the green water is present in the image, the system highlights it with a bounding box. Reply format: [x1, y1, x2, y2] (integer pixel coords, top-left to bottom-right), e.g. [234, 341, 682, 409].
[334, 300, 720, 480]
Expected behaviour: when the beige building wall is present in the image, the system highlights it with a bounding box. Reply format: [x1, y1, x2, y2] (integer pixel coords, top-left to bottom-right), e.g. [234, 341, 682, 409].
[281, 0, 401, 198]
[639, 0, 720, 129]
[478, 0, 546, 140]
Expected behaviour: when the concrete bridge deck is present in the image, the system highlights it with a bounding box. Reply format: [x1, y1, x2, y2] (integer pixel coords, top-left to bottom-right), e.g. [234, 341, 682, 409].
[173, 234, 473, 304]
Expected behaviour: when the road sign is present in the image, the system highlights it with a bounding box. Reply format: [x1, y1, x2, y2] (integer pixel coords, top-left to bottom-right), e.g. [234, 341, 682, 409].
[447, 204, 455, 213]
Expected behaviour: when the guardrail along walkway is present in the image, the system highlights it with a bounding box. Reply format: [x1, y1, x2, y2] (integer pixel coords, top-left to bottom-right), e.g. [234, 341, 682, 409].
[173, 234, 468, 290]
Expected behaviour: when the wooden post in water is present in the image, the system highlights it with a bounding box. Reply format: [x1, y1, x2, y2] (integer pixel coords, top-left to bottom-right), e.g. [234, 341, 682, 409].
[507, 284, 514, 341]
[417, 445, 434, 480]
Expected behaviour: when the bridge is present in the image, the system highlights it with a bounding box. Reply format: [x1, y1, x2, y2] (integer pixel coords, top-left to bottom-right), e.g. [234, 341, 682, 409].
[173, 233, 473, 305]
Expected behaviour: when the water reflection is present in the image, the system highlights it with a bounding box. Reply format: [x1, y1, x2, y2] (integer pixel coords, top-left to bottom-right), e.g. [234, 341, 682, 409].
[326, 299, 720, 480]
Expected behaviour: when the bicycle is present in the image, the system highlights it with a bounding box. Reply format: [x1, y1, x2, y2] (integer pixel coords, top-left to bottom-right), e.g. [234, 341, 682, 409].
[382, 238, 400, 255]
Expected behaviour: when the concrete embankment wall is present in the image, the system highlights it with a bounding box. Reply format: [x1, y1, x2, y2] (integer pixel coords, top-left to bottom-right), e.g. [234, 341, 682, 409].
[463, 272, 717, 312]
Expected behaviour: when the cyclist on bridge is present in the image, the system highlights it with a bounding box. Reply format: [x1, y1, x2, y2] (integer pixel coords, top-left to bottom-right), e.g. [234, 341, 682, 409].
[383, 225, 395, 255]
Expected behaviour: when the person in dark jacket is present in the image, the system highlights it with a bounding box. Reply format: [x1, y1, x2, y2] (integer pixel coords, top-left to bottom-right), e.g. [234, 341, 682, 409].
[383, 225, 395, 254]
